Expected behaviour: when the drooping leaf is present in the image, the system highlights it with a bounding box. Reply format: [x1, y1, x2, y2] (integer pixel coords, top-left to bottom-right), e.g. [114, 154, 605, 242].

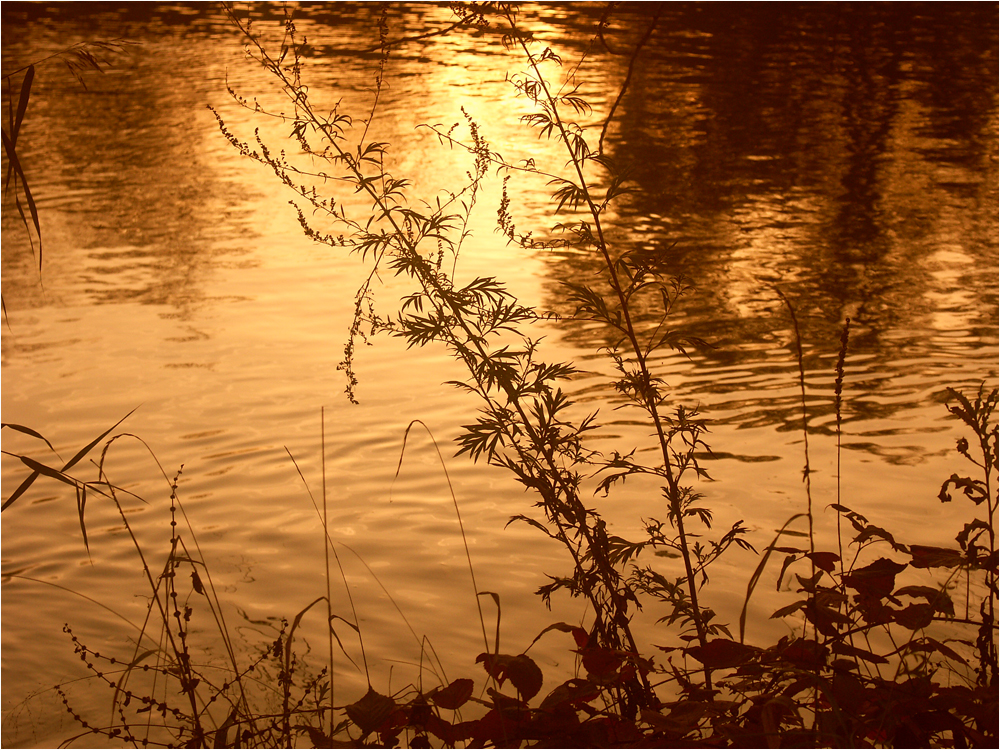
[538, 678, 599, 711]
[795, 570, 823, 593]
[841, 557, 907, 599]
[893, 603, 935, 630]
[776, 553, 798, 590]
[853, 523, 905, 551]
[430, 678, 474, 710]
[777, 638, 828, 669]
[895, 585, 954, 615]
[956, 519, 991, 554]
[526, 621, 589, 651]
[892, 637, 968, 665]
[506, 513, 557, 540]
[939, 473, 988, 505]
[476, 652, 543, 700]
[805, 551, 840, 572]
[685, 639, 760, 669]
[804, 601, 852, 637]
[1, 422, 57, 454]
[830, 503, 868, 529]
[641, 702, 711, 735]
[580, 647, 627, 678]
[770, 600, 807, 619]
[908, 545, 964, 570]
[470, 706, 526, 746]
[830, 641, 888, 664]
[425, 713, 465, 745]
[485, 686, 524, 711]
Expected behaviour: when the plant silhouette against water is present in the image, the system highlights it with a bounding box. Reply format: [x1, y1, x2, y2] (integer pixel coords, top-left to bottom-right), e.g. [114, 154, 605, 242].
[2, 4, 997, 748]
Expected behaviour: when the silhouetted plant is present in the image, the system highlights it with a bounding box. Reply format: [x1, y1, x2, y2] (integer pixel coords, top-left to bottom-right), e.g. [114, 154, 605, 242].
[3, 3, 997, 747]
[206, 1, 996, 744]
[211, 3, 755, 714]
[6, 378, 996, 746]
[1, 38, 137, 320]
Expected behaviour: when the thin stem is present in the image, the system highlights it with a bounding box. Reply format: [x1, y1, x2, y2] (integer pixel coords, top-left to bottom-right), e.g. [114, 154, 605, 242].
[775, 288, 819, 734]
[322, 407, 335, 733]
[246, 22, 626, 657]
[507, 9, 711, 674]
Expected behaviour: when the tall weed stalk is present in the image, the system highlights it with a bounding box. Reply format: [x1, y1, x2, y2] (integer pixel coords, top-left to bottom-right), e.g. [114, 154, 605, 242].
[212, 3, 749, 713]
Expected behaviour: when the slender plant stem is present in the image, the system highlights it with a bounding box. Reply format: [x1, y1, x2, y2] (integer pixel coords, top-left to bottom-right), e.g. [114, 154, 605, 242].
[322, 407, 335, 734]
[506, 9, 711, 679]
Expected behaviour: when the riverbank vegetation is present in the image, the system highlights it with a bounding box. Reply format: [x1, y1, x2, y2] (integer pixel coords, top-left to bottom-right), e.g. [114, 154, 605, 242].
[3, 3, 996, 747]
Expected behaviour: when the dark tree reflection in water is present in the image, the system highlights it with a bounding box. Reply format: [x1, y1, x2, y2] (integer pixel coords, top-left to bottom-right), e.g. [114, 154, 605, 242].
[541, 3, 997, 434]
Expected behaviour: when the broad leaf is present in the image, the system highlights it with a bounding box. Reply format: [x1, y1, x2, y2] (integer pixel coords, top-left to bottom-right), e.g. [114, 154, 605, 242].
[345, 687, 396, 735]
[841, 557, 907, 598]
[476, 653, 543, 700]
[430, 678, 474, 710]
[894, 603, 935, 630]
[685, 639, 759, 669]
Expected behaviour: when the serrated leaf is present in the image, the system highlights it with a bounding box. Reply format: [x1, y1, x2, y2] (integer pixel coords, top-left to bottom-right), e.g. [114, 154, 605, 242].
[770, 600, 807, 619]
[476, 653, 542, 700]
[685, 639, 760, 669]
[908, 545, 964, 569]
[345, 687, 396, 735]
[430, 678, 474, 710]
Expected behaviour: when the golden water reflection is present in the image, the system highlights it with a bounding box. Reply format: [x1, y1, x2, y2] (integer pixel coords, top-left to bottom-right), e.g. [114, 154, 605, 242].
[2, 3, 996, 746]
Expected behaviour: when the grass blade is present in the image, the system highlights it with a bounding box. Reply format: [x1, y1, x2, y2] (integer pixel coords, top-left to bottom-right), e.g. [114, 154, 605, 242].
[77, 485, 89, 552]
[2, 407, 138, 512]
[739, 513, 806, 644]
[3, 65, 33, 193]
[2, 470, 41, 511]
[12, 66, 33, 145]
[17, 454, 79, 487]
[2, 421, 58, 454]
[63, 406, 139, 473]
[1, 128, 42, 270]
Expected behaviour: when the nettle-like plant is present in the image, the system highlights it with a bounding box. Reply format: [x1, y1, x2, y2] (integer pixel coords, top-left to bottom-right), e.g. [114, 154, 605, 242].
[212, 0, 747, 716]
[716, 339, 999, 748]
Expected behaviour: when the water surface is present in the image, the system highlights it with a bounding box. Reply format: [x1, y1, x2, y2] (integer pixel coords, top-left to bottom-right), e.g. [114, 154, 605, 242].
[2, 3, 996, 746]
